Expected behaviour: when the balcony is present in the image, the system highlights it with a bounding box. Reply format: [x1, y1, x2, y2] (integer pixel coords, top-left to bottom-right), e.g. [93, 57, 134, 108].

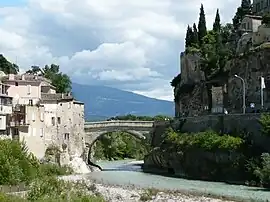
[8, 105, 29, 127]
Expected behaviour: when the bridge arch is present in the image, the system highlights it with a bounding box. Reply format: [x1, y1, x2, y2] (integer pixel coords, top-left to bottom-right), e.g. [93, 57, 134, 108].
[84, 120, 154, 169]
[85, 130, 149, 164]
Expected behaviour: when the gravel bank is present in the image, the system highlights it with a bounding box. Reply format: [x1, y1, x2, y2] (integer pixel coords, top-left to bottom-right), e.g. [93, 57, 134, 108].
[60, 175, 235, 202]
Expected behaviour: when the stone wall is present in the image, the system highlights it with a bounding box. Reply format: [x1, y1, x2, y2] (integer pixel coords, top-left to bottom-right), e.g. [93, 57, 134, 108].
[176, 114, 270, 152]
[144, 114, 270, 182]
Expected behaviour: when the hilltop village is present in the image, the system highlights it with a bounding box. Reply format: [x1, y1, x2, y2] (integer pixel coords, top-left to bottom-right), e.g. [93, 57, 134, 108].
[0, 70, 85, 162]
[172, 0, 270, 117]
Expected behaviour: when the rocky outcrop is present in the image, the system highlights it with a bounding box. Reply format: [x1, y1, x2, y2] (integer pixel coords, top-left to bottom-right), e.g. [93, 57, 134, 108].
[180, 52, 205, 85]
[175, 46, 270, 115]
[175, 52, 209, 117]
[226, 46, 270, 112]
[143, 146, 246, 182]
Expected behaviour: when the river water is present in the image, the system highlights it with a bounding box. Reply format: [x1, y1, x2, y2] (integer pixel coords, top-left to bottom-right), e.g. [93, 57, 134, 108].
[85, 160, 270, 201]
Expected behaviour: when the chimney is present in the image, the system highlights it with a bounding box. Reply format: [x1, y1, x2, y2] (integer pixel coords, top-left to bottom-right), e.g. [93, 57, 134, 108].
[8, 74, 14, 80]
[61, 93, 64, 99]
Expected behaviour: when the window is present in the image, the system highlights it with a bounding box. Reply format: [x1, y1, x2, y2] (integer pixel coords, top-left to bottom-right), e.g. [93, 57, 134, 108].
[52, 117, 55, 126]
[247, 22, 250, 30]
[15, 82, 18, 86]
[32, 112, 35, 121]
[57, 117, 61, 124]
[29, 99, 33, 106]
[256, 3, 260, 11]
[27, 85, 31, 95]
[32, 127, 36, 136]
[40, 128, 44, 137]
[40, 112, 44, 121]
[64, 133, 69, 140]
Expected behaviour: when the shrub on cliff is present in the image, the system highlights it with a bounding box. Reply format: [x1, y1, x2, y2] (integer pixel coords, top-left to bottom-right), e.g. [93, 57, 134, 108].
[259, 113, 270, 136]
[262, 14, 270, 26]
[254, 153, 270, 187]
[165, 130, 244, 151]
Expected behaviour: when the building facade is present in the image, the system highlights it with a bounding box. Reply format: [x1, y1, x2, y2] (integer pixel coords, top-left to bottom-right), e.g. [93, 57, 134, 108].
[0, 81, 13, 138]
[0, 73, 85, 160]
[252, 0, 270, 15]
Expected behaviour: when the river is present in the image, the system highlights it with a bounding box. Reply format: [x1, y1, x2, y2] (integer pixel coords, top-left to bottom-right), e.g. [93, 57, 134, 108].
[85, 160, 270, 201]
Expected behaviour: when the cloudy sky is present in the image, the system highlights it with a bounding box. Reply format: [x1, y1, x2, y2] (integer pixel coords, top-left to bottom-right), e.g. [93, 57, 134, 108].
[0, 0, 240, 101]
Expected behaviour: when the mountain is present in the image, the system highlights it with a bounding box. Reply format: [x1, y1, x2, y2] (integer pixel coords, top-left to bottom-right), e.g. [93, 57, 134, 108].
[71, 83, 174, 121]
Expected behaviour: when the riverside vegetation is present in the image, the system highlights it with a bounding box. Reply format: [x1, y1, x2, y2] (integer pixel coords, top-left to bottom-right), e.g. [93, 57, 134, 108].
[93, 114, 172, 161]
[0, 139, 105, 201]
[144, 113, 270, 188]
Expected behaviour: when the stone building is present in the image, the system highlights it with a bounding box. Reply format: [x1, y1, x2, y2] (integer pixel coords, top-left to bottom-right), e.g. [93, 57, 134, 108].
[236, 15, 263, 53]
[0, 73, 85, 159]
[237, 14, 270, 53]
[252, 0, 270, 15]
[41, 93, 85, 157]
[0, 79, 13, 139]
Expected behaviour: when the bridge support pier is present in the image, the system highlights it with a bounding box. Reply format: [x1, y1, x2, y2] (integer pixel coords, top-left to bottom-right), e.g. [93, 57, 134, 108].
[83, 144, 102, 171]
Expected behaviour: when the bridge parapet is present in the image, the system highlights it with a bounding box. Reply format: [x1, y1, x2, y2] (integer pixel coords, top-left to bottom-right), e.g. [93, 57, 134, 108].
[84, 120, 154, 128]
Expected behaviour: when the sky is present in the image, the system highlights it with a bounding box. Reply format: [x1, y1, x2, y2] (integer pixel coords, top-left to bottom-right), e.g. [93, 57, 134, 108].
[0, 0, 240, 101]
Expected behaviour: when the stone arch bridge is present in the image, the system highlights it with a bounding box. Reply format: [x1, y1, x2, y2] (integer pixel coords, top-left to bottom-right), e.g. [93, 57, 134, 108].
[83, 120, 154, 164]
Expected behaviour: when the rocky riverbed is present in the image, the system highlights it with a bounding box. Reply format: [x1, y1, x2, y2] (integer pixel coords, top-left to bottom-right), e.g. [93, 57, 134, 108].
[60, 175, 235, 202]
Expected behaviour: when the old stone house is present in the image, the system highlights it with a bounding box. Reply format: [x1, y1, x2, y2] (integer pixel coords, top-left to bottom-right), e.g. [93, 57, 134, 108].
[237, 12, 270, 54]
[252, 0, 270, 15]
[0, 73, 85, 159]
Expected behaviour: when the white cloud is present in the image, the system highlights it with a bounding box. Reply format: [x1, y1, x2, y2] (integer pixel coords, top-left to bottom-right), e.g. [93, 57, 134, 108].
[0, 0, 240, 101]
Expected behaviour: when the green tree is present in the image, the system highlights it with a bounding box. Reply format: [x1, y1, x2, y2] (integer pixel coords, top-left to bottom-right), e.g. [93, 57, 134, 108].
[192, 23, 199, 46]
[232, 0, 252, 30]
[262, 14, 270, 25]
[198, 4, 207, 44]
[0, 54, 19, 74]
[213, 9, 221, 32]
[185, 25, 193, 48]
[26, 64, 71, 93]
[200, 27, 231, 80]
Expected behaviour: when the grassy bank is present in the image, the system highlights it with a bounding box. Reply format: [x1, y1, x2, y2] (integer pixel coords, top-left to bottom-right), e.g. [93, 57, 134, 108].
[0, 139, 105, 201]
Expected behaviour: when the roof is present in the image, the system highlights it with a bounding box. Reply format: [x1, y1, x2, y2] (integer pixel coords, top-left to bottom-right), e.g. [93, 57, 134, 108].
[74, 100, 84, 105]
[243, 15, 262, 20]
[41, 93, 74, 101]
[2, 74, 52, 85]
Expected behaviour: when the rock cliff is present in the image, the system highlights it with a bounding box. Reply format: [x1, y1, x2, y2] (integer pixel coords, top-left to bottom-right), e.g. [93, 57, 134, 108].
[175, 46, 270, 115]
[145, 46, 270, 183]
[174, 52, 209, 116]
[226, 45, 270, 112]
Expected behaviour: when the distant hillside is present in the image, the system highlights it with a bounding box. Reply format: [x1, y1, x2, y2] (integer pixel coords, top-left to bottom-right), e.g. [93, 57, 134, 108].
[71, 83, 174, 121]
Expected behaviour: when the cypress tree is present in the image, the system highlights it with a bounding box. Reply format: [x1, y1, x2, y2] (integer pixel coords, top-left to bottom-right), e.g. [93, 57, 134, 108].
[185, 25, 193, 48]
[192, 23, 199, 45]
[198, 4, 207, 44]
[241, 0, 252, 13]
[213, 9, 221, 32]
